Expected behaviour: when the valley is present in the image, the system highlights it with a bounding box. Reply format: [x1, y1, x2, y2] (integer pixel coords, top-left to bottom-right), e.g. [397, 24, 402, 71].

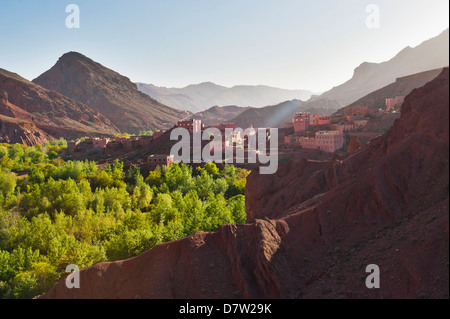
[0, 20, 448, 301]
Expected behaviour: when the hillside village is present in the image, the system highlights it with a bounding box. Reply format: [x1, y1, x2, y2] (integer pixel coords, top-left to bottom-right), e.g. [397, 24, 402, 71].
[62, 96, 405, 172]
[0, 12, 447, 301]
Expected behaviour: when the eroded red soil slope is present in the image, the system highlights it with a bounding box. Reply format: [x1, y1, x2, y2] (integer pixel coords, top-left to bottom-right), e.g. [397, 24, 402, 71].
[40, 69, 449, 299]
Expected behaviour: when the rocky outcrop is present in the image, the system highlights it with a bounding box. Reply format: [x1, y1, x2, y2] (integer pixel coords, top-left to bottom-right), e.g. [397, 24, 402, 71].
[0, 67, 118, 144]
[347, 136, 362, 153]
[33, 52, 187, 134]
[40, 69, 449, 299]
[0, 118, 51, 146]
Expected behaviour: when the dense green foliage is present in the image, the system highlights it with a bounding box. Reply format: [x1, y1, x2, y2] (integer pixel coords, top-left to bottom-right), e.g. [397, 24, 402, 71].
[138, 130, 154, 136]
[0, 141, 248, 299]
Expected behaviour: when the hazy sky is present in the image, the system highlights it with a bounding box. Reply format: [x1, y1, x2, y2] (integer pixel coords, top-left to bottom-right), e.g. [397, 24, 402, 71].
[0, 0, 448, 92]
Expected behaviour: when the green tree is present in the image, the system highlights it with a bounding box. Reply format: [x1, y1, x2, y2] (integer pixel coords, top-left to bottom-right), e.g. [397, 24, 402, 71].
[8, 144, 25, 163]
[204, 163, 219, 176]
[227, 195, 246, 224]
[202, 194, 233, 231]
[0, 146, 8, 159]
[0, 171, 16, 202]
[183, 190, 204, 235]
[145, 170, 162, 187]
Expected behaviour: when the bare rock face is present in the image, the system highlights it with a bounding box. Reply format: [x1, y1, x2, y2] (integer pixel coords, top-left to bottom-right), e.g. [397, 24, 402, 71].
[0, 119, 51, 146]
[0, 90, 8, 103]
[347, 136, 362, 153]
[40, 69, 449, 299]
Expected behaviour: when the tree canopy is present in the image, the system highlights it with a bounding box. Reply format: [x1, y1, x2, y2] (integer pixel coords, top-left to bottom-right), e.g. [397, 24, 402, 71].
[0, 142, 249, 299]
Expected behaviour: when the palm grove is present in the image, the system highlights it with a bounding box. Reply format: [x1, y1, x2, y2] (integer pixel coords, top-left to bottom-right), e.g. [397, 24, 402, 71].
[0, 140, 248, 298]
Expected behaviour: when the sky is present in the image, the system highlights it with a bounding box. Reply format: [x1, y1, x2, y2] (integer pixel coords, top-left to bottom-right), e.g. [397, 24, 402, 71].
[0, 0, 448, 92]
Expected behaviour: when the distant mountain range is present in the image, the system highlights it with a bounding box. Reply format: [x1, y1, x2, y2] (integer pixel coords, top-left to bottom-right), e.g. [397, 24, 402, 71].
[137, 82, 315, 113]
[1, 28, 448, 144]
[33, 52, 187, 134]
[213, 67, 446, 130]
[189, 105, 252, 126]
[315, 28, 449, 106]
[137, 29, 449, 117]
[230, 98, 341, 129]
[335, 67, 446, 115]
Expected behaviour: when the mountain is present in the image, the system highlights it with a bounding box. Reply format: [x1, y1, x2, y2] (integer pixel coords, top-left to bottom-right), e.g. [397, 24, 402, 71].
[137, 82, 315, 113]
[336, 67, 445, 114]
[0, 68, 118, 145]
[316, 28, 449, 106]
[33, 52, 187, 134]
[188, 105, 251, 126]
[330, 68, 446, 133]
[39, 68, 449, 299]
[231, 98, 341, 129]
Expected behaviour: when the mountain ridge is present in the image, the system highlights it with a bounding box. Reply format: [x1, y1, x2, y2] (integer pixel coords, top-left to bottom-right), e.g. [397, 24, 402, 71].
[0, 67, 118, 145]
[137, 81, 315, 113]
[230, 98, 341, 129]
[315, 28, 449, 106]
[33, 52, 187, 134]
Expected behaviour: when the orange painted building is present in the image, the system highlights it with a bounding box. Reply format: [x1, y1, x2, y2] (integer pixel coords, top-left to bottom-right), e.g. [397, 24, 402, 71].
[293, 113, 310, 132]
[309, 113, 320, 126]
[315, 116, 331, 125]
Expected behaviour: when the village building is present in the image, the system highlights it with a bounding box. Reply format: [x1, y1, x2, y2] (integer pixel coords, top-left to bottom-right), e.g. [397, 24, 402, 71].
[284, 130, 344, 153]
[353, 119, 369, 129]
[92, 138, 110, 149]
[135, 135, 154, 146]
[330, 116, 369, 132]
[298, 136, 317, 149]
[115, 136, 129, 143]
[153, 130, 165, 139]
[143, 154, 174, 170]
[385, 96, 405, 111]
[178, 119, 204, 133]
[315, 131, 345, 153]
[315, 116, 331, 126]
[309, 113, 320, 126]
[345, 105, 375, 117]
[293, 113, 311, 132]
[285, 122, 294, 130]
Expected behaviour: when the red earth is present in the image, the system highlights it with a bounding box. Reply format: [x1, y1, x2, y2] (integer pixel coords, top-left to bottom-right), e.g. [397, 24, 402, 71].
[39, 69, 449, 299]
